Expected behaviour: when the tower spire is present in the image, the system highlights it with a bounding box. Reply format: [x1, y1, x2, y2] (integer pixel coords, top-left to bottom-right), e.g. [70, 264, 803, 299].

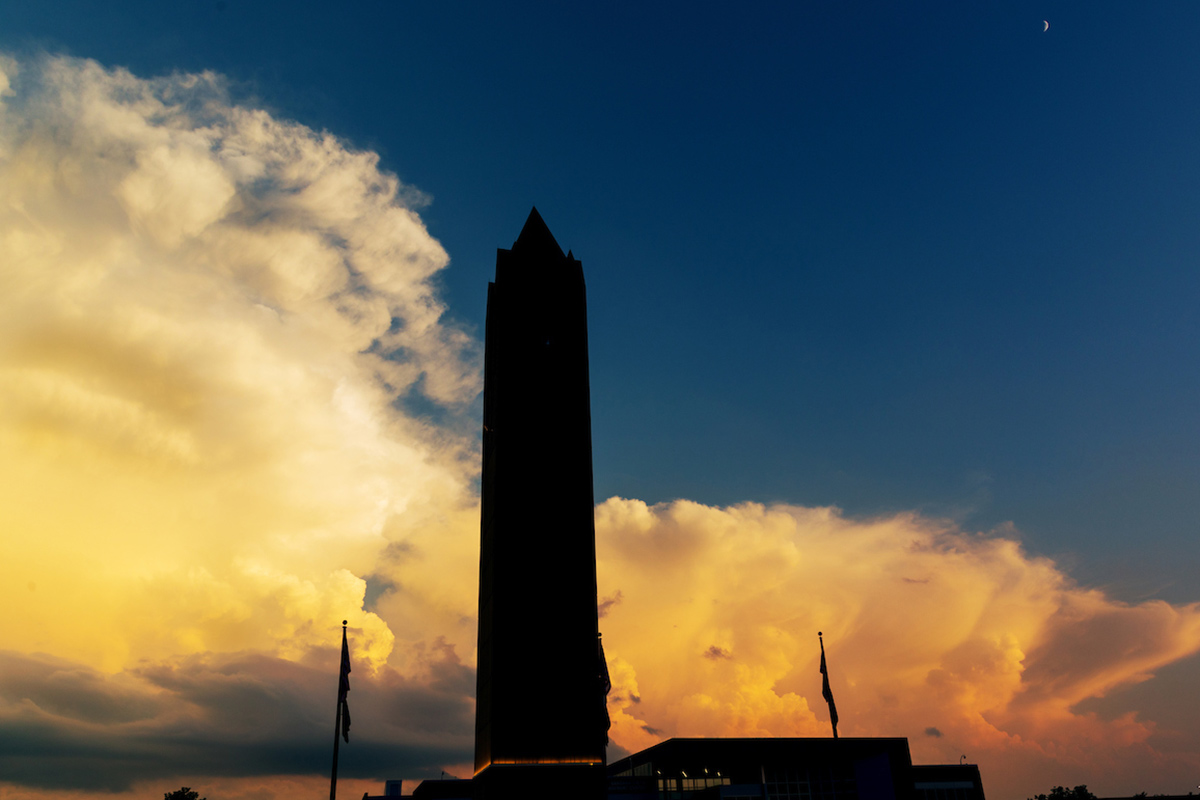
[513, 206, 565, 259]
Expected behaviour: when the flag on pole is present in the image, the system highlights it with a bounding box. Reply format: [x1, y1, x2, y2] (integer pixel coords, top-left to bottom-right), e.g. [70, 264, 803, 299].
[330, 621, 352, 800]
[819, 631, 839, 738]
[338, 624, 352, 743]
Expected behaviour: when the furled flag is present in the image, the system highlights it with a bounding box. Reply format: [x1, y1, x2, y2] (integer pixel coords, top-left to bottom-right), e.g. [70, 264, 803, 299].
[339, 624, 352, 742]
[598, 633, 613, 743]
[819, 631, 839, 738]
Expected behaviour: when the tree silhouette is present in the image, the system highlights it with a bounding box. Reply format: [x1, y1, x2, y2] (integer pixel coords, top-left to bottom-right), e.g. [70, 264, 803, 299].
[164, 788, 205, 800]
[1028, 786, 1097, 800]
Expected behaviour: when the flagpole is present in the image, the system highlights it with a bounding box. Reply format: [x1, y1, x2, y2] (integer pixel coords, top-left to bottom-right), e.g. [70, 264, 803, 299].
[330, 620, 347, 800]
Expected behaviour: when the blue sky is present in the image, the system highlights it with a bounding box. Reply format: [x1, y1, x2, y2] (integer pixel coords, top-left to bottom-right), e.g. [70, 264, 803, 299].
[3, 3, 1200, 797]
[4, 0, 1197, 603]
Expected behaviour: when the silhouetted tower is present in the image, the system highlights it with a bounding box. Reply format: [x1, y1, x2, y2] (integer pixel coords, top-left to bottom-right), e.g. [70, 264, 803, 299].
[474, 208, 606, 799]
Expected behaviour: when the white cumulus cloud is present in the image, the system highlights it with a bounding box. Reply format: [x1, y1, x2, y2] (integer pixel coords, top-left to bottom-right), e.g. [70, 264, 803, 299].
[0, 53, 479, 675]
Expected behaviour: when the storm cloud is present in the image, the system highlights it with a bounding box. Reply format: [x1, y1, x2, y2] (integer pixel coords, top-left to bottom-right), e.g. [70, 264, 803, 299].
[0, 649, 472, 791]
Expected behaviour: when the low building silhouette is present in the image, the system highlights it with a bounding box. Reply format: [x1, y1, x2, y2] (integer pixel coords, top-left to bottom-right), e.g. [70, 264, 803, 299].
[407, 740, 986, 800]
[410, 778, 472, 799]
[911, 764, 987, 800]
[608, 738, 985, 800]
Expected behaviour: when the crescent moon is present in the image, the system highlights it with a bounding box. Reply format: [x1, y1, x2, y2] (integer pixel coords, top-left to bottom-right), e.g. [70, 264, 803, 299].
[1044, 20, 1050, 31]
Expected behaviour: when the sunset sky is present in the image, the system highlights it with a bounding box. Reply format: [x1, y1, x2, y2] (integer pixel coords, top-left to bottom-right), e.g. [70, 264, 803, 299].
[1, 3, 1199, 800]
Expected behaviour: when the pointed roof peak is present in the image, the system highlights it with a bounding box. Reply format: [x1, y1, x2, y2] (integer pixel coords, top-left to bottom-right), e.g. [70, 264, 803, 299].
[513, 206, 565, 259]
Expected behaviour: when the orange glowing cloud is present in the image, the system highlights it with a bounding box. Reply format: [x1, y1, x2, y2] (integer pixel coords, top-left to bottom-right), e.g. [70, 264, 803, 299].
[594, 499, 1200, 797]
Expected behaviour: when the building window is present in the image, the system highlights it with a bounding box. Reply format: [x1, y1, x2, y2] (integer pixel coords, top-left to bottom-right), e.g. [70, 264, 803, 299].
[656, 775, 730, 798]
[763, 762, 858, 800]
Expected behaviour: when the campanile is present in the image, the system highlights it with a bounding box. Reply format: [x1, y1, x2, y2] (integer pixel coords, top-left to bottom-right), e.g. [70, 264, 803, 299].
[473, 208, 607, 799]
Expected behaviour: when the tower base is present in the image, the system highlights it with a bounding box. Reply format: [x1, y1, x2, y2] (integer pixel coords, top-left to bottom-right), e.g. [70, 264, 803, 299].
[473, 762, 606, 800]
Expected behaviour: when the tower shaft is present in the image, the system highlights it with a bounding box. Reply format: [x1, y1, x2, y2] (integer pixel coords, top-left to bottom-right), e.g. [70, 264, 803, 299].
[474, 209, 606, 799]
